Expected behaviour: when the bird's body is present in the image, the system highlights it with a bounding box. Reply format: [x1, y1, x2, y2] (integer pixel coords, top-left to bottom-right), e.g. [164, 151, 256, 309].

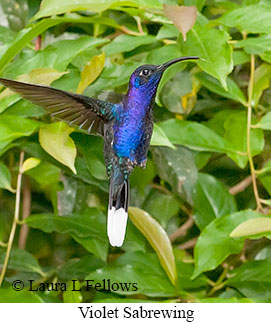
[0, 56, 199, 247]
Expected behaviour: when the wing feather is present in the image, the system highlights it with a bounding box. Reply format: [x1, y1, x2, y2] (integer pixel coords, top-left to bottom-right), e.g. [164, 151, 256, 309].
[0, 78, 117, 136]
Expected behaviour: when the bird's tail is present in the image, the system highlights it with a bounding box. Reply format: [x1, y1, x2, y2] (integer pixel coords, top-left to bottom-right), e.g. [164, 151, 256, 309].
[107, 170, 129, 247]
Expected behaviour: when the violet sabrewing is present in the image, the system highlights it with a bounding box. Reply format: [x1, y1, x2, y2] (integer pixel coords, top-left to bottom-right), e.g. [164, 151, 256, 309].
[0, 56, 199, 247]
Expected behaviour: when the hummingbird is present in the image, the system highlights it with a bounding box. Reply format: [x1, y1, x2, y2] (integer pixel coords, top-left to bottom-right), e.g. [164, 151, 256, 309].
[0, 56, 199, 247]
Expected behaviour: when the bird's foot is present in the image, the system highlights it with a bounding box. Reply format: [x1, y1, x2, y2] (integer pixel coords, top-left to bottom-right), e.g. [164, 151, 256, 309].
[139, 160, 147, 169]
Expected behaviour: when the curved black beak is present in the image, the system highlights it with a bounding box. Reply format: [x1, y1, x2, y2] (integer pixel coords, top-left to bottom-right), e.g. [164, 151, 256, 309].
[157, 56, 200, 72]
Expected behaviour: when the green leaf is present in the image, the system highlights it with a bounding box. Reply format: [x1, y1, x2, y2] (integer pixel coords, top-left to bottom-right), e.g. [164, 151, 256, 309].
[1, 68, 67, 100]
[39, 122, 77, 174]
[59, 255, 105, 280]
[234, 35, 271, 56]
[86, 252, 177, 297]
[151, 123, 176, 149]
[33, 0, 163, 19]
[0, 115, 39, 150]
[0, 161, 15, 193]
[103, 34, 156, 56]
[156, 24, 179, 40]
[0, 248, 44, 276]
[218, 4, 271, 34]
[179, 24, 233, 88]
[0, 288, 44, 303]
[223, 111, 264, 168]
[0, 17, 109, 74]
[252, 63, 271, 108]
[24, 209, 108, 261]
[158, 119, 232, 154]
[143, 189, 181, 228]
[195, 72, 247, 106]
[160, 70, 192, 113]
[63, 280, 82, 303]
[5, 36, 108, 78]
[193, 173, 237, 230]
[76, 52, 105, 94]
[21, 157, 41, 173]
[193, 209, 262, 278]
[129, 207, 178, 287]
[255, 111, 271, 130]
[230, 217, 271, 238]
[226, 260, 271, 301]
[152, 146, 198, 204]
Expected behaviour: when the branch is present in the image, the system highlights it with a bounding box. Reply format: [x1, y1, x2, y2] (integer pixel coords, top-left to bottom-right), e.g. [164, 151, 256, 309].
[0, 151, 24, 287]
[169, 217, 194, 242]
[177, 237, 197, 250]
[18, 176, 31, 249]
[229, 176, 252, 195]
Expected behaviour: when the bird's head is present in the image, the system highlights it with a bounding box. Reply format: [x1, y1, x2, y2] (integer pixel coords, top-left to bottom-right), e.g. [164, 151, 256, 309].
[127, 56, 200, 100]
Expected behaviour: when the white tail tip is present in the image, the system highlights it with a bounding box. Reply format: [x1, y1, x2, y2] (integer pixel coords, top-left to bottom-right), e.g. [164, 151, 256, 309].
[107, 207, 128, 247]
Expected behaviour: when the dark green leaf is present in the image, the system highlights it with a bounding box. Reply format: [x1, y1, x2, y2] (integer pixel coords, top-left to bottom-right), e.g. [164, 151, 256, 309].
[226, 260, 271, 301]
[193, 173, 237, 230]
[24, 209, 108, 261]
[152, 146, 198, 204]
[195, 72, 247, 106]
[193, 209, 262, 278]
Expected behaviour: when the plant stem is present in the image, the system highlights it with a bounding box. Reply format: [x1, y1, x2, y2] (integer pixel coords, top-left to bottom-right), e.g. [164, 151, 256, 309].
[247, 55, 263, 212]
[0, 151, 24, 287]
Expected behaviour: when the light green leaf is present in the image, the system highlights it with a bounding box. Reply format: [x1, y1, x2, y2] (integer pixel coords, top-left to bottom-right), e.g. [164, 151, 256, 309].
[158, 119, 232, 154]
[0, 68, 67, 100]
[218, 4, 271, 34]
[76, 52, 105, 94]
[255, 111, 271, 130]
[129, 207, 178, 287]
[234, 35, 271, 56]
[223, 111, 264, 168]
[151, 123, 176, 149]
[0, 288, 44, 303]
[21, 157, 41, 173]
[193, 209, 262, 278]
[0, 16, 109, 74]
[230, 217, 271, 238]
[103, 34, 156, 56]
[195, 72, 247, 106]
[33, 0, 163, 20]
[194, 173, 237, 230]
[0, 115, 40, 150]
[39, 122, 77, 174]
[63, 280, 82, 303]
[0, 162, 15, 193]
[252, 63, 271, 108]
[179, 24, 233, 88]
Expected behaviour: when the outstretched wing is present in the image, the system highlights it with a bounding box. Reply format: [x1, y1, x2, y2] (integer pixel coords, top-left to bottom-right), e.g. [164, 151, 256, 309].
[0, 78, 117, 136]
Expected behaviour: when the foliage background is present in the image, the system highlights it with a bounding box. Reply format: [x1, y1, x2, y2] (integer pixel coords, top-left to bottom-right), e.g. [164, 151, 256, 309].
[0, 0, 271, 303]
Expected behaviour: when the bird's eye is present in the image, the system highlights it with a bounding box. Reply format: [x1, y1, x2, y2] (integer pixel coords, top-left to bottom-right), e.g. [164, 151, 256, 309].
[140, 69, 150, 76]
